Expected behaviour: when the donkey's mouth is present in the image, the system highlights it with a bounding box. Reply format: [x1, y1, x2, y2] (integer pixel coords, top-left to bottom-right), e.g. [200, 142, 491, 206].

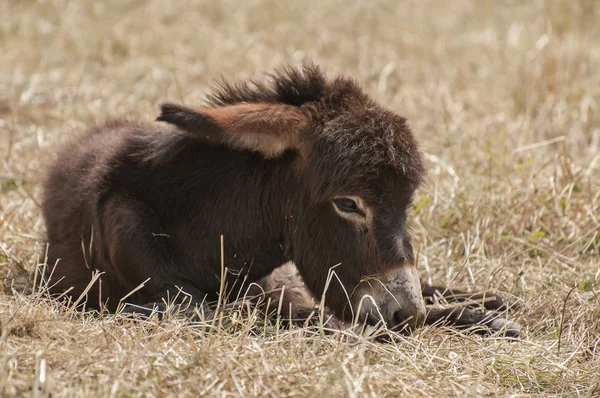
[352, 264, 426, 330]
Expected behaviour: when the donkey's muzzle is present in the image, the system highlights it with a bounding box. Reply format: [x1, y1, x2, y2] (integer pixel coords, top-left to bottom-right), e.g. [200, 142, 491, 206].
[353, 264, 426, 330]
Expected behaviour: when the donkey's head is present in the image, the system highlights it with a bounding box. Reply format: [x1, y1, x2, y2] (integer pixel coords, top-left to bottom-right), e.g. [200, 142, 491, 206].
[157, 65, 427, 329]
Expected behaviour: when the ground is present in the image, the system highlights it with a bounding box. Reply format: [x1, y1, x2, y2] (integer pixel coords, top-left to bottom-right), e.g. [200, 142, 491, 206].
[1, 0, 599, 396]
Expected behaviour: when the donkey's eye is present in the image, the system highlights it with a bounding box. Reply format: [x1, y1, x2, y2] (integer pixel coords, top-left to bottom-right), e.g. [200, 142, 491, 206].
[333, 198, 362, 214]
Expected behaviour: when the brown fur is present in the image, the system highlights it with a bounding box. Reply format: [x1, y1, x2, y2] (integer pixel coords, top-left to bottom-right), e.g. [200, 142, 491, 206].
[41, 65, 519, 335]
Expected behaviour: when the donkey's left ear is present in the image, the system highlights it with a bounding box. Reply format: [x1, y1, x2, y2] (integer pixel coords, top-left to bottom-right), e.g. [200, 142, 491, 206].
[157, 102, 308, 158]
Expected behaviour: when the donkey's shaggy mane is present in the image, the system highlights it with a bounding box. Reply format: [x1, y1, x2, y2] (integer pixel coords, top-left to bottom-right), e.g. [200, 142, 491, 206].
[206, 64, 329, 107]
[203, 64, 426, 189]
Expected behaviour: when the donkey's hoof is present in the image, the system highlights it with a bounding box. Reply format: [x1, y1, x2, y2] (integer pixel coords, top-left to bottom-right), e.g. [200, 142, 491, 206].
[489, 317, 521, 338]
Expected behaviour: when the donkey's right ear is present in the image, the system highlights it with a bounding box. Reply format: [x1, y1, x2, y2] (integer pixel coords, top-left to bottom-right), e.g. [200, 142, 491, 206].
[156, 102, 308, 158]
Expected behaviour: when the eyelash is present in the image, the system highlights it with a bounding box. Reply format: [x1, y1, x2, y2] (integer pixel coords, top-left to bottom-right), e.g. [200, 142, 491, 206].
[333, 198, 366, 217]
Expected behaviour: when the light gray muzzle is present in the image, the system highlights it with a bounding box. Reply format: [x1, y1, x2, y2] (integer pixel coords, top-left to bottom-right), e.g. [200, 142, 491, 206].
[351, 264, 426, 329]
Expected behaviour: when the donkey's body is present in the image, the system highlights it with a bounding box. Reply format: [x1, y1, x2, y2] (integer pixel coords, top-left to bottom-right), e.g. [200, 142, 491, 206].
[43, 121, 297, 310]
[42, 66, 519, 335]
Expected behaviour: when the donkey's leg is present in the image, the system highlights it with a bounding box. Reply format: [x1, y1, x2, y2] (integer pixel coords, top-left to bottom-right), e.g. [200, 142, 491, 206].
[424, 306, 520, 337]
[422, 283, 522, 311]
[118, 283, 213, 321]
[101, 195, 209, 317]
[252, 263, 343, 329]
[257, 262, 316, 319]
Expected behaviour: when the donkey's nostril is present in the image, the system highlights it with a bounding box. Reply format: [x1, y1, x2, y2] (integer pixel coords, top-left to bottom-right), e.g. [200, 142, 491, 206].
[393, 309, 411, 327]
[392, 306, 425, 330]
[393, 309, 403, 325]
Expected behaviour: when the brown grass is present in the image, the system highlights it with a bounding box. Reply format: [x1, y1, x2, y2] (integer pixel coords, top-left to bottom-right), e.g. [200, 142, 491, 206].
[1, 0, 599, 396]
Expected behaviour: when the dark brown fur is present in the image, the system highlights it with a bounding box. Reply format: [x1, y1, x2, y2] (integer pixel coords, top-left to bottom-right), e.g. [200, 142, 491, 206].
[41, 65, 519, 335]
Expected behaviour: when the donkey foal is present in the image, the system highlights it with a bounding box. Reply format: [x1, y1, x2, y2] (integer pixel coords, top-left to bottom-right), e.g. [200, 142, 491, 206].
[41, 65, 520, 336]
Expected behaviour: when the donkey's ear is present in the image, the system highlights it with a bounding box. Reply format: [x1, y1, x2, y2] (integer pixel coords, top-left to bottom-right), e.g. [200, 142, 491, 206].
[156, 102, 307, 158]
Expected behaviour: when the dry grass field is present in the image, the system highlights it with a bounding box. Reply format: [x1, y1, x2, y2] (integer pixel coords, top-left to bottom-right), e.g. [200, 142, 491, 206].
[1, 0, 599, 396]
